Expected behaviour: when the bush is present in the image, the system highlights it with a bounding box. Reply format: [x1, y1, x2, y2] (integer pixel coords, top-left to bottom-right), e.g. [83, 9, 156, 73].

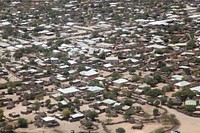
[18, 118, 28, 128]
[186, 40, 196, 49]
[184, 105, 196, 112]
[116, 127, 126, 133]
[146, 89, 163, 97]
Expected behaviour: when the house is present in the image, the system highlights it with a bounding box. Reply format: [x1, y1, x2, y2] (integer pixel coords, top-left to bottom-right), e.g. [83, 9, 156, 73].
[42, 117, 59, 127]
[174, 81, 191, 89]
[102, 99, 116, 106]
[58, 86, 80, 97]
[105, 56, 119, 64]
[185, 99, 197, 106]
[190, 86, 200, 93]
[87, 86, 105, 94]
[69, 112, 84, 122]
[80, 69, 99, 79]
[113, 78, 128, 87]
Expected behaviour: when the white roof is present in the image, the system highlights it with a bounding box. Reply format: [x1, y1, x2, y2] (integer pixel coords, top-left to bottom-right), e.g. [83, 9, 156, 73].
[80, 69, 98, 76]
[179, 66, 190, 69]
[189, 14, 200, 18]
[112, 102, 121, 107]
[68, 60, 77, 65]
[190, 86, 200, 93]
[70, 113, 84, 119]
[60, 100, 68, 105]
[174, 81, 190, 87]
[102, 99, 116, 105]
[113, 78, 128, 84]
[124, 58, 139, 63]
[171, 75, 183, 81]
[105, 56, 119, 61]
[58, 86, 80, 94]
[87, 86, 105, 93]
[148, 20, 169, 26]
[104, 63, 113, 68]
[42, 117, 55, 122]
[146, 44, 167, 49]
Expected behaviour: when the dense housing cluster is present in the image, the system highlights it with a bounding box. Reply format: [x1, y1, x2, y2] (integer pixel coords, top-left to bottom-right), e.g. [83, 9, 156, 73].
[0, 0, 200, 133]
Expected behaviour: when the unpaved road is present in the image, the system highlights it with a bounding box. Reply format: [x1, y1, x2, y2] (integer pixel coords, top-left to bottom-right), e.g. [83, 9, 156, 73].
[163, 106, 200, 133]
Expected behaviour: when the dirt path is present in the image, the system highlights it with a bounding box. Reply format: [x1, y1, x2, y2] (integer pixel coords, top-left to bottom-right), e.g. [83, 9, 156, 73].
[163, 106, 200, 133]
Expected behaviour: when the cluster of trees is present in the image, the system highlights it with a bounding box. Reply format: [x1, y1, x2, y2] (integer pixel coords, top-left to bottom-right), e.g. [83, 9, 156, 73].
[142, 86, 163, 97]
[172, 90, 196, 101]
[143, 73, 163, 87]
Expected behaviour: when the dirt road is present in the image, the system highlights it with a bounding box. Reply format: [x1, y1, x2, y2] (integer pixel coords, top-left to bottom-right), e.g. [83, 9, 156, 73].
[163, 106, 200, 133]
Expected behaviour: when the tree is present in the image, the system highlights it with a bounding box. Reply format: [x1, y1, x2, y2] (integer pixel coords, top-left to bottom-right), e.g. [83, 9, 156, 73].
[144, 77, 158, 87]
[146, 89, 163, 97]
[73, 98, 80, 105]
[45, 99, 51, 107]
[123, 110, 134, 121]
[103, 92, 117, 100]
[98, 52, 106, 59]
[153, 73, 163, 83]
[116, 127, 126, 133]
[83, 121, 93, 129]
[33, 101, 40, 112]
[62, 108, 71, 118]
[129, 67, 136, 74]
[186, 40, 196, 49]
[154, 100, 160, 106]
[77, 65, 86, 72]
[86, 110, 98, 121]
[184, 105, 196, 112]
[153, 108, 159, 116]
[13, 50, 23, 59]
[162, 84, 174, 92]
[111, 72, 122, 80]
[0, 109, 4, 121]
[1, 122, 13, 132]
[124, 99, 133, 106]
[172, 90, 196, 101]
[167, 100, 174, 108]
[18, 118, 28, 128]
[131, 74, 140, 82]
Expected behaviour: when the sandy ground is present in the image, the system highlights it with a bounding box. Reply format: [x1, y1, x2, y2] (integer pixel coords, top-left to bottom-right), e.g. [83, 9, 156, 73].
[163, 106, 200, 133]
[0, 78, 7, 84]
[107, 122, 163, 133]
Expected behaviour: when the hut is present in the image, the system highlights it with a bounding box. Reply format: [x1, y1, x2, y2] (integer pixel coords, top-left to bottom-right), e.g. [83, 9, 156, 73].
[6, 102, 15, 109]
[132, 121, 143, 129]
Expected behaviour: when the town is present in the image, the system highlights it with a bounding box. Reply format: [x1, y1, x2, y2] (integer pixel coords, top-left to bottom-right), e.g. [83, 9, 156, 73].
[0, 0, 200, 133]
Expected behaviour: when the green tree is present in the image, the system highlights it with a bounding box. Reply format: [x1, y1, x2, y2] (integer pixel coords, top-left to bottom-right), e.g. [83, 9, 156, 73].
[186, 40, 196, 49]
[146, 89, 163, 97]
[83, 121, 93, 129]
[153, 108, 159, 116]
[124, 99, 133, 106]
[144, 77, 158, 87]
[184, 105, 196, 112]
[33, 101, 40, 112]
[0, 109, 4, 121]
[172, 90, 196, 101]
[111, 72, 122, 80]
[62, 108, 71, 118]
[86, 110, 98, 121]
[18, 118, 28, 128]
[123, 110, 134, 121]
[116, 127, 126, 133]
[45, 99, 51, 107]
[154, 100, 160, 106]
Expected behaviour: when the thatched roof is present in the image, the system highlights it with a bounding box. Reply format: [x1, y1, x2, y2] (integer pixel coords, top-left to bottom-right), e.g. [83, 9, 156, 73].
[22, 100, 30, 106]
